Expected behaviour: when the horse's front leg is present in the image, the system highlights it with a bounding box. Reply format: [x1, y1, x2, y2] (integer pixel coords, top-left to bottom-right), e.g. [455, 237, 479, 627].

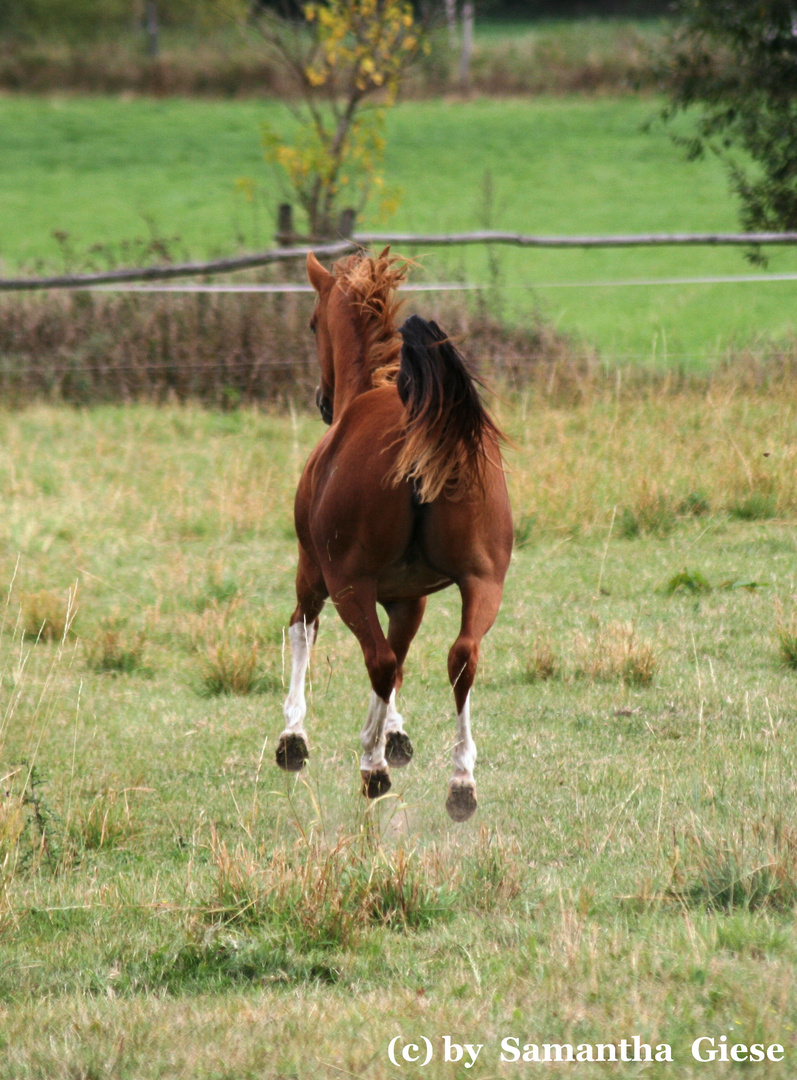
[276, 550, 327, 772]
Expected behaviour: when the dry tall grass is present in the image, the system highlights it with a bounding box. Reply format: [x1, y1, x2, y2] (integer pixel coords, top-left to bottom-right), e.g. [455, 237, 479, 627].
[573, 622, 657, 687]
[0, 290, 319, 408]
[504, 347, 797, 536]
[203, 822, 523, 944]
[6, 285, 797, 419]
[0, 23, 664, 98]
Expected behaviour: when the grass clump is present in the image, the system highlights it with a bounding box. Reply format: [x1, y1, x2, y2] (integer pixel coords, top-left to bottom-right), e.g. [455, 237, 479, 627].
[619, 484, 674, 539]
[183, 598, 282, 696]
[524, 636, 560, 684]
[670, 819, 797, 912]
[70, 786, 146, 852]
[573, 622, 657, 687]
[84, 617, 147, 675]
[0, 779, 28, 879]
[197, 823, 525, 962]
[775, 605, 797, 670]
[203, 829, 456, 948]
[458, 827, 526, 912]
[197, 639, 277, 697]
[730, 490, 778, 522]
[677, 489, 711, 517]
[15, 587, 77, 643]
[0, 765, 63, 877]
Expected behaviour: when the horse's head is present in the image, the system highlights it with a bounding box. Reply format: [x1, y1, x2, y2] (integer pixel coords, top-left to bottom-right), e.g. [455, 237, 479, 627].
[307, 248, 407, 425]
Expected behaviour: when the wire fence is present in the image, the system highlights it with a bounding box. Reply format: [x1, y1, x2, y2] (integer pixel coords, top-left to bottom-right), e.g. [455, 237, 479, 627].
[3, 230, 797, 292]
[84, 271, 797, 293]
[3, 229, 796, 406]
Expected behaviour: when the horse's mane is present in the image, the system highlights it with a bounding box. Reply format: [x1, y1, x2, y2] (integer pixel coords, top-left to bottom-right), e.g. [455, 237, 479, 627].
[333, 248, 407, 383]
[331, 250, 503, 503]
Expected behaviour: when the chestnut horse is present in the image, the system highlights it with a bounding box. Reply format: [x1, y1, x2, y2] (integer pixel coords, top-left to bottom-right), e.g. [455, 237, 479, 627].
[276, 249, 512, 821]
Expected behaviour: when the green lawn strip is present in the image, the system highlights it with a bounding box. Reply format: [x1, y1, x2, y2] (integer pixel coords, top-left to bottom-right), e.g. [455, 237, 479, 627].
[2, 95, 797, 359]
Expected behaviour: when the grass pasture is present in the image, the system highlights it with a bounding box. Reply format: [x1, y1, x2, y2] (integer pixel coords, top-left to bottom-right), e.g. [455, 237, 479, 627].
[1, 381, 797, 1077]
[3, 94, 797, 361]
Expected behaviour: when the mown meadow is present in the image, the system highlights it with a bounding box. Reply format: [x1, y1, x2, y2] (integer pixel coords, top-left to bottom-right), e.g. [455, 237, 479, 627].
[1, 373, 797, 1077]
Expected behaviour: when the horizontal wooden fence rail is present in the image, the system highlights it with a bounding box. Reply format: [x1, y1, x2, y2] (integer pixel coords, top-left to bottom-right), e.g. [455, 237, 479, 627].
[355, 230, 797, 249]
[0, 241, 356, 293]
[3, 231, 797, 292]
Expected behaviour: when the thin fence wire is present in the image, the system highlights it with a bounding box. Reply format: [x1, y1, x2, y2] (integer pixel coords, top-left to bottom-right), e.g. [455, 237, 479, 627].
[0, 353, 775, 376]
[83, 271, 797, 293]
[4, 230, 797, 292]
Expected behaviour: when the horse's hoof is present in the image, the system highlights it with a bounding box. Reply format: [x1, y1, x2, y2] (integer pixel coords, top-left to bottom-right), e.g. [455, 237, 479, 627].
[275, 733, 308, 772]
[385, 730, 414, 768]
[361, 768, 392, 799]
[446, 779, 478, 822]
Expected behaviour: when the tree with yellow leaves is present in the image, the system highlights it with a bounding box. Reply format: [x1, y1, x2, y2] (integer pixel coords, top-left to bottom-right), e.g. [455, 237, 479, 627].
[259, 0, 428, 240]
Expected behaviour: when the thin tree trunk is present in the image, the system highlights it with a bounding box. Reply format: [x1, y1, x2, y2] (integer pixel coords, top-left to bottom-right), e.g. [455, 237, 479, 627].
[146, 1, 159, 59]
[459, 2, 474, 90]
[445, 0, 458, 49]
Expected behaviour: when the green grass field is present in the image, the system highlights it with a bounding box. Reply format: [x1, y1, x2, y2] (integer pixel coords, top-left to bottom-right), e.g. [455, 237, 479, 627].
[2, 94, 797, 361]
[1, 389, 797, 1077]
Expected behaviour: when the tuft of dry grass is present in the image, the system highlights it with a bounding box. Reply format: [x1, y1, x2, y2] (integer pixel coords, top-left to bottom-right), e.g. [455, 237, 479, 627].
[573, 622, 657, 687]
[524, 635, 560, 684]
[775, 603, 797, 670]
[204, 828, 456, 945]
[181, 597, 281, 696]
[0, 765, 63, 877]
[0, 777, 28, 880]
[669, 818, 797, 912]
[200, 822, 525, 948]
[84, 617, 147, 675]
[71, 786, 145, 852]
[458, 826, 526, 912]
[198, 639, 271, 697]
[15, 587, 78, 644]
[618, 481, 675, 539]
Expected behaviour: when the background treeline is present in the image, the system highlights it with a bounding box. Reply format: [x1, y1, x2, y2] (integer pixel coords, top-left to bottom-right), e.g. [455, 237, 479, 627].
[0, 1, 248, 39]
[0, 0, 671, 40]
[0, 1, 667, 96]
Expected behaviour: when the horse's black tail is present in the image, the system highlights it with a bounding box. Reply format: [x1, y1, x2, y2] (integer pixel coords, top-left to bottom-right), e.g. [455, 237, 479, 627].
[393, 314, 503, 503]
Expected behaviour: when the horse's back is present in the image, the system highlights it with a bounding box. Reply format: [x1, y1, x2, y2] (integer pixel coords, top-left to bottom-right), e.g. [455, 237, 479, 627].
[296, 385, 511, 596]
[295, 387, 415, 578]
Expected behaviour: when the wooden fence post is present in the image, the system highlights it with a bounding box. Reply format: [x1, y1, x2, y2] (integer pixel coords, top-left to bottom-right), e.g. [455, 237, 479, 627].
[277, 204, 294, 246]
[338, 208, 356, 239]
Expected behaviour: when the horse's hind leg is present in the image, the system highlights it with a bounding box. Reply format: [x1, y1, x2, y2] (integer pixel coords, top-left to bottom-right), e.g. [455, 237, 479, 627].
[277, 548, 327, 772]
[331, 580, 399, 798]
[383, 597, 426, 768]
[446, 576, 504, 822]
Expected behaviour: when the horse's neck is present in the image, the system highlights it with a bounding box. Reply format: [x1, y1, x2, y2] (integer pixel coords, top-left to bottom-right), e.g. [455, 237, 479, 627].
[331, 324, 373, 417]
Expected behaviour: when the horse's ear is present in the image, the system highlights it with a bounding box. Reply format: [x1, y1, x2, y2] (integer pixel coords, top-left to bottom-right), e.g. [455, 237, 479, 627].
[307, 252, 333, 294]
